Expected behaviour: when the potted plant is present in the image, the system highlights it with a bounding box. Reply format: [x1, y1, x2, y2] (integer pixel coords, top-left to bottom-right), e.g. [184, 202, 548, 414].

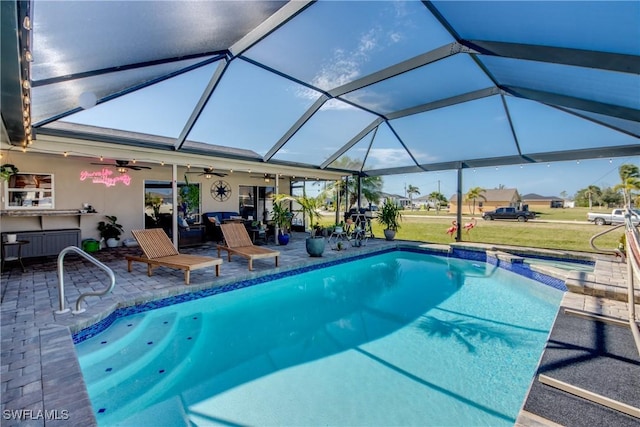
[179, 175, 200, 223]
[296, 195, 326, 257]
[0, 164, 19, 182]
[275, 194, 326, 256]
[98, 215, 124, 248]
[271, 199, 292, 245]
[378, 199, 402, 241]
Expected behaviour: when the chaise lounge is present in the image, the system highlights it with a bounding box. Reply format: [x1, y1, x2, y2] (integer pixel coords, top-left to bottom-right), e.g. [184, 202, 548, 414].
[217, 222, 280, 271]
[126, 228, 222, 285]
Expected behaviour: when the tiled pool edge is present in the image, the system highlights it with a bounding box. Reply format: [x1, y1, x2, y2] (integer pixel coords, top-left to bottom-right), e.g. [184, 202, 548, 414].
[72, 244, 575, 344]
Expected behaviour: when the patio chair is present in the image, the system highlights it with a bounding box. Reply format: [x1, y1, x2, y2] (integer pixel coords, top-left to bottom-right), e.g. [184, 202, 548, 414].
[126, 229, 222, 285]
[217, 223, 280, 271]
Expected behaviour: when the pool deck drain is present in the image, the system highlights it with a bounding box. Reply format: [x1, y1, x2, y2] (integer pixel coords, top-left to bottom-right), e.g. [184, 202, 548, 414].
[1, 236, 636, 426]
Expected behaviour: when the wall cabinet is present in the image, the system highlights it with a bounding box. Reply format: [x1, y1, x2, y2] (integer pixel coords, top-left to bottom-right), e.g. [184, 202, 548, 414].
[4, 173, 54, 209]
[0, 229, 80, 259]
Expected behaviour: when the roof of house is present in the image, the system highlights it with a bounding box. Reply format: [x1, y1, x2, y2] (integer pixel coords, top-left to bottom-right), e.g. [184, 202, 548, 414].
[450, 188, 519, 202]
[521, 193, 564, 201]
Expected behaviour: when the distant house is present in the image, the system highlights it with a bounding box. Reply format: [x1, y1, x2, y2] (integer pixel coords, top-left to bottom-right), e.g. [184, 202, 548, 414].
[521, 193, 565, 209]
[449, 188, 521, 214]
[413, 194, 437, 209]
[380, 192, 411, 209]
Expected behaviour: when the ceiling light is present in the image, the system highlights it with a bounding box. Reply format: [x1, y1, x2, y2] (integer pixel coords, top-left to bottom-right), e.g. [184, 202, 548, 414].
[204, 174, 212, 179]
[100, 155, 104, 161]
[23, 16, 31, 30]
[22, 80, 30, 90]
[23, 109, 29, 118]
[23, 95, 30, 105]
[24, 50, 33, 62]
[118, 167, 127, 174]
[63, 151, 68, 157]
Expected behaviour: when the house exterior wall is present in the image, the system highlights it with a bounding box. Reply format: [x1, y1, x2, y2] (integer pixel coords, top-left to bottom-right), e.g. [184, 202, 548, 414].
[0, 151, 292, 241]
[525, 200, 552, 209]
[449, 199, 516, 214]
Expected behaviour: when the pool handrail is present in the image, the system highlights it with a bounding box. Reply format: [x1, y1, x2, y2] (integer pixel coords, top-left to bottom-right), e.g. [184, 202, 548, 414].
[589, 222, 626, 261]
[622, 211, 640, 356]
[56, 245, 116, 315]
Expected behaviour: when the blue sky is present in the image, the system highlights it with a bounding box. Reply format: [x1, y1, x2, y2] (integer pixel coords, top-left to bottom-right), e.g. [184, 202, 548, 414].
[380, 156, 639, 200]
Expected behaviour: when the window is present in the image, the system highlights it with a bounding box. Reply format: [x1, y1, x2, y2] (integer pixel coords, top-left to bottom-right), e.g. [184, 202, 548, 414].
[4, 173, 54, 209]
[144, 180, 201, 229]
[239, 185, 274, 222]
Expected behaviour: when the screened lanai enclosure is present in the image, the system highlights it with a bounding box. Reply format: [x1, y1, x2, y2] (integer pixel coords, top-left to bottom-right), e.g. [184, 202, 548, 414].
[1, 1, 639, 177]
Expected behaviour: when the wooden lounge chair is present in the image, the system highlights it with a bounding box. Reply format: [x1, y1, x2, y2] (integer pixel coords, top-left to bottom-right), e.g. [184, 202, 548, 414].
[126, 229, 222, 285]
[217, 223, 280, 271]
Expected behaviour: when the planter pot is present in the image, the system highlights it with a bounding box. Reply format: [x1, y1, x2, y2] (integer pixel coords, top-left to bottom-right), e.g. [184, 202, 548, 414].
[306, 236, 325, 257]
[383, 229, 396, 241]
[278, 233, 290, 246]
[6, 234, 17, 243]
[106, 238, 120, 248]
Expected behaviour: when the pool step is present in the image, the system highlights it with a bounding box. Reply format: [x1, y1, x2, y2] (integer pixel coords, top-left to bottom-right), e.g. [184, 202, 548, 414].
[84, 312, 202, 408]
[76, 312, 157, 362]
[79, 312, 179, 391]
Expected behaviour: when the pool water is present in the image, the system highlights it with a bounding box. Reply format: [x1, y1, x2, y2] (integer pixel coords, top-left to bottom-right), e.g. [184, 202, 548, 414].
[524, 257, 595, 273]
[76, 251, 563, 426]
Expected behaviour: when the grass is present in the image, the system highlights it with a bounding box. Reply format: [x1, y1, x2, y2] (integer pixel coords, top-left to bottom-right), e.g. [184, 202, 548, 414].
[317, 206, 623, 253]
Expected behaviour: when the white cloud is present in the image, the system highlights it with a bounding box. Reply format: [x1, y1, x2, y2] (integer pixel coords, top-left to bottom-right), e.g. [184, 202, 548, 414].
[366, 147, 413, 168]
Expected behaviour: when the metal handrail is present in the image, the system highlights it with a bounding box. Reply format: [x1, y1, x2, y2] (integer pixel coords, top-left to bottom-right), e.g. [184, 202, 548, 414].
[56, 246, 116, 315]
[622, 212, 640, 356]
[589, 222, 626, 261]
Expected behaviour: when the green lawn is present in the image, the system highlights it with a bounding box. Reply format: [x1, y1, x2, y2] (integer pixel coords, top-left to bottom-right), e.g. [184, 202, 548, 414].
[317, 208, 622, 253]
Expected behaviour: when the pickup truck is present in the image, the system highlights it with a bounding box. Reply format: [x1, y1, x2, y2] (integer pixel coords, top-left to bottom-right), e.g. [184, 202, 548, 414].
[482, 207, 535, 222]
[587, 209, 640, 225]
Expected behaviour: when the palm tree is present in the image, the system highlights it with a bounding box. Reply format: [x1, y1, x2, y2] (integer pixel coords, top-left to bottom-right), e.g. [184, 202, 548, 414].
[584, 185, 601, 210]
[406, 184, 420, 210]
[317, 172, 383, 213]
[465, 187, 486, 215]
[428, 191, 447, 214]
[615, 164, 640, 208]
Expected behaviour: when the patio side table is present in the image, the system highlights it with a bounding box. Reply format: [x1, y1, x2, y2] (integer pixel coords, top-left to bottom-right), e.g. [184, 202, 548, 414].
[1, 240, 29, 272]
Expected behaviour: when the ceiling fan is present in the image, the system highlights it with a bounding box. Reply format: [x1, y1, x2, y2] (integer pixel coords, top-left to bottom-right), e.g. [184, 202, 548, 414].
[250, 173, 285, 183]
[186, 167, 227, 178]
[90, 160, 152, 171]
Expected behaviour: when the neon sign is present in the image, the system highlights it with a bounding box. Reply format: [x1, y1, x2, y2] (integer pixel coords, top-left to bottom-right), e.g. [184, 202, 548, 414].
[80, 168, 132, 187]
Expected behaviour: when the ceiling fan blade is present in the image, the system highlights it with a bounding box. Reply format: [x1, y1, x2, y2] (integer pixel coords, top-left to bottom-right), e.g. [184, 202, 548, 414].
[130, 166, 152, 170]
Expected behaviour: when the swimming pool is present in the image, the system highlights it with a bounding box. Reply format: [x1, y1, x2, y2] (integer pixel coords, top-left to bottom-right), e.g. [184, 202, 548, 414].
[76, 250, 563, 426]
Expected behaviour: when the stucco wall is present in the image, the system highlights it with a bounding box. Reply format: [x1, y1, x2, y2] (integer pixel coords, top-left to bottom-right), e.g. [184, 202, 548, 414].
[1, 151, 291, 241]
